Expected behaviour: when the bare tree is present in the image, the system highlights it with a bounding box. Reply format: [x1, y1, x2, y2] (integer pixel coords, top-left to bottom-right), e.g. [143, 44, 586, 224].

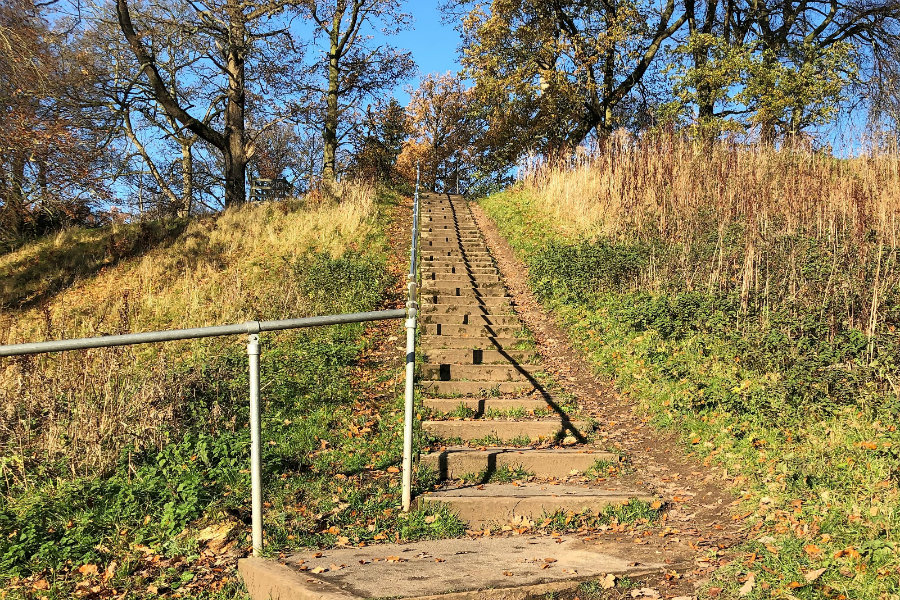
[114, 0, 306, 206]
[301, 0, 415, 185]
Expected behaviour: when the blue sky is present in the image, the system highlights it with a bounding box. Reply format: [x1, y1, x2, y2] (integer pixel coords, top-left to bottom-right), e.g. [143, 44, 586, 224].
[390, 2, 462, 102]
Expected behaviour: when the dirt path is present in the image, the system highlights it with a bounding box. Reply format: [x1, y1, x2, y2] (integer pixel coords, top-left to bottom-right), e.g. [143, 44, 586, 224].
[470, 199, 746, 599]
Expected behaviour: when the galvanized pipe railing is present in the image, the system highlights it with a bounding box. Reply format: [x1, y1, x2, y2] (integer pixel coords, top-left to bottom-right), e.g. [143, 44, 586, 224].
[2, 182, 425, 556]
[0, 309, 406, 558]
[401, 162, 421, 512]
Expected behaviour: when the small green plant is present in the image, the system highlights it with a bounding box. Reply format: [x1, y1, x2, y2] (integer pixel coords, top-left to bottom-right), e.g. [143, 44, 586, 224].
[508, 435, 534, 446]
[460, 464, 533, 484]
[585, 458, 620, 478]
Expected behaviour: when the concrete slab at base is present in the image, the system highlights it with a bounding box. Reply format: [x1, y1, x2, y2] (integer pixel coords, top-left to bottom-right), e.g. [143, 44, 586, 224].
[239, 535, 667, 600]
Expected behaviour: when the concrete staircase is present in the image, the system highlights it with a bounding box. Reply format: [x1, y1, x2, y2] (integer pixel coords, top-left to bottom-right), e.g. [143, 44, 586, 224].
[238, 192, 666, 600]
[415, 192, 650, 528]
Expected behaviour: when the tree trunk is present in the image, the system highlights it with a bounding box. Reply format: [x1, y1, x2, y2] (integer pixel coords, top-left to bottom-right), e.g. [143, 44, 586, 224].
[7, 152, 27, 235]
[223, 7, 247, 207]
[181, 141, 193, 216]
[322, 16, 343, 185]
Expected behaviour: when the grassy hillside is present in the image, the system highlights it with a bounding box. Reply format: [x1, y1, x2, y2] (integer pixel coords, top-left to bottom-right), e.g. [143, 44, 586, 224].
[482, 138, 900, 600]
[0, 184, 461, 599]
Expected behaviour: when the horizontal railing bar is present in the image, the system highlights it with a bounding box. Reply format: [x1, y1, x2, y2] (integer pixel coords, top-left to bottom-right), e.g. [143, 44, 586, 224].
[0, 309, 407, 357]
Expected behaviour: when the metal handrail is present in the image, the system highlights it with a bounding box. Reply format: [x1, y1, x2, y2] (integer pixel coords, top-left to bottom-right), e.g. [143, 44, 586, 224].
[0, 311, 405, 357]
[0, 309, 406, 557]
[1, 178, 425, 556]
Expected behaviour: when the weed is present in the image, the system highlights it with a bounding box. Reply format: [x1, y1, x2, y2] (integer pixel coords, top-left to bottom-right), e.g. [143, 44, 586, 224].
[460, 465, 533, 484]
[539, 499, 658, 532]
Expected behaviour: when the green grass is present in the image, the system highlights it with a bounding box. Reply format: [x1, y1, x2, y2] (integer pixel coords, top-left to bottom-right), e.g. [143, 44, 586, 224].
[481, 188, 900, 600]
[539, 499, 659, 532]
[0, 188, 468, 599]
[460, 465, 533, 484]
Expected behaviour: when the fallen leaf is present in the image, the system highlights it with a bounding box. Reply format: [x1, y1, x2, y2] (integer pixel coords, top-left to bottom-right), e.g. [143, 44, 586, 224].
[834, 547, 861, 560]
[387, 466, 400, 474]
[600, 573, 617, 589]
[804, 544, 822, 556]
[78, 564, 98, 576]
[739, 572, 755, 597]
[32, 580, 49, 590]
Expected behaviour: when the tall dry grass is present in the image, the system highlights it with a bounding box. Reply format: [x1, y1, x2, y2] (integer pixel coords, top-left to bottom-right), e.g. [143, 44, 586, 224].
[517, 135, 900, 335]
[0, 184, 378, 483]
[519, 134, 900, 244]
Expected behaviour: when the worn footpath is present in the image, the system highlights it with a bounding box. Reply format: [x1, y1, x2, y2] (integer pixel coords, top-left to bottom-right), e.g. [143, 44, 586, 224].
[239, 193, 744, 600]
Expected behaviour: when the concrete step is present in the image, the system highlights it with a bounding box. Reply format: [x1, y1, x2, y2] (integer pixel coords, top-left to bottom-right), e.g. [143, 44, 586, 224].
[421, 314, 520, 326]
[421, 262, 496, 271]
[422, 418, 591, 442]
[419, 380, 535, 396]
[422, 236, 482, 243]
[424, 228, 478, 234]
[422, 258, 496, 267]
[423, 235, 483, 241]
[423, 247, 489, 254]
[422, 348, 538, 364]
[423, 396, 551, 413]
[422, 254, 493, 262]
[421, 363, 540, 382]
[418, 482, 654, 527]
[239, 536, 668, 600]
[419, 335, 523, 350]
[422, 294, 511, 306]
[421, 447, 620, 480]
[422, 266, 500, 276]
[422, 273, 502, 283]
[421, 303, 514, 315]
[425, 243, 487, 252]
[421, 283, 507, 296]
[422, 324, 521, 337]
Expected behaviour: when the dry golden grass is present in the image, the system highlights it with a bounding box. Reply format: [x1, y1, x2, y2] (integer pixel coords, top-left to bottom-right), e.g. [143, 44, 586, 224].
[517, 135, 900, 334]
[0, 183, 378, 480]
[520, 134, 900, 245]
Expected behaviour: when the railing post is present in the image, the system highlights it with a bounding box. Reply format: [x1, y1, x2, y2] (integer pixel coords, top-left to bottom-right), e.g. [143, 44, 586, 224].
[402, 168, 420, 512]
[247, 333, 263, 556]
[402, 288, 417, 512]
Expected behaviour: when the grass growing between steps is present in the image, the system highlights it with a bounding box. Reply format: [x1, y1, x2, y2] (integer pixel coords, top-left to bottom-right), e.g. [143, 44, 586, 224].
[539, 499, 659, 533]
[481, 173, 900, 600]
[0, 186, 465, 599]
[460, 465, 535, 485]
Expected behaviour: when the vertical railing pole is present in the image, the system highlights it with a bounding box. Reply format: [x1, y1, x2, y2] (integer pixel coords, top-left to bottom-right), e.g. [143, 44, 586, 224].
[248, 333, 263, 556]
[402, 165, 420, 512]
[401, 297, 416, 511]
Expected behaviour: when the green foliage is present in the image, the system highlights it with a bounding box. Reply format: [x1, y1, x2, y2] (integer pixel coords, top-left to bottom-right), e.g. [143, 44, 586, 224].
[529, 240, 651, 303]
[0, 244, 467, 597]
[481, 189, 900, 599]
[540, 499, 659, 532]
[664, 34, 858, 137]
